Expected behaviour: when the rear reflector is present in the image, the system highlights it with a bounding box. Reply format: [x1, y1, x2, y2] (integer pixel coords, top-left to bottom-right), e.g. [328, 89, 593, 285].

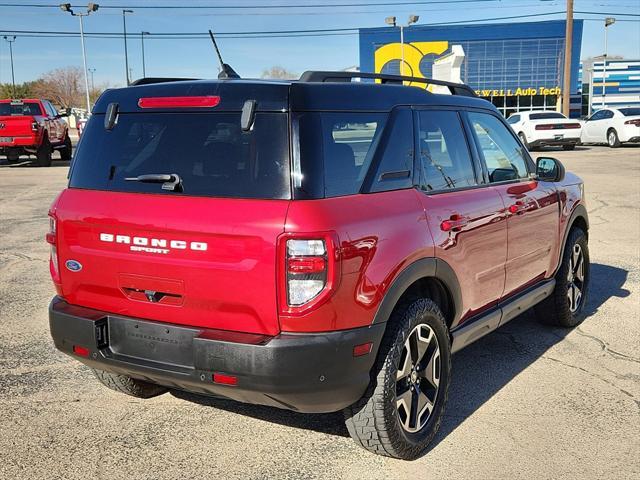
[287, 256, 326, 274]
[72, 345, 90, 357]
[138, 96, 220, 109]
[353, 342, 373, 357]
[213, 373, 238, 386]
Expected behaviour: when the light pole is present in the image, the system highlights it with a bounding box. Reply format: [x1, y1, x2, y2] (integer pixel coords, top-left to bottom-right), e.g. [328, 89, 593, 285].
[3, 36, 16, 97]
[141, 31, 150, 78]
[602, 17, 616, 107]
[59, 3, 99, 115]
[122, 9, 134, 85]
[88, 67, 96, 92]
[385, 15, 419, 77]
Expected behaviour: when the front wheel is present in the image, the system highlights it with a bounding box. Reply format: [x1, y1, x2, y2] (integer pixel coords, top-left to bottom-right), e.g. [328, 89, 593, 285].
[562, 144, 576, 151]
[536, 227, 590, 327]
[344, 299, 451, 460]
[59, 134, 73, 161]
[608, 129, 621, 148]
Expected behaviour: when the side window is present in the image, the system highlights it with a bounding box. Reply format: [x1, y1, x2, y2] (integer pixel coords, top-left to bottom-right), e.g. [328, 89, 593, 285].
[48, 102, 59, 116]
[368, 108, 414, 193]
[603, 110, 614, 119]
[589, 111, 604, 121]
[42, 101, 54, 117]
[468, 112, 530, 183]
[417, 110, 477, 192]
[507, 115, 520, 124]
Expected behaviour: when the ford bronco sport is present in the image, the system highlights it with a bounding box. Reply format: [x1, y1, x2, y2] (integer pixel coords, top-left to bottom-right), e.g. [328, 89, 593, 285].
[48, 72, 589, 460]
[0, 98, 72, 166]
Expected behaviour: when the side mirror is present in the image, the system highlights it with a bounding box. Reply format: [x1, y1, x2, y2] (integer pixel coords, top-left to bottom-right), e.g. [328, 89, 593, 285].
[55, 109, 69, 119]
[536, 157, 565, 182]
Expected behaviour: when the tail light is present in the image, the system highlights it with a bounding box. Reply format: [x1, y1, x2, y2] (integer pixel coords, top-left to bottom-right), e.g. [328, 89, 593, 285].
[563, 123, 581, 129]
[278, 233, 340, 314]
[46, 214, 62, 290]
[31, 121, 39, 132]
[624, 119, 640, 126]
[535, 124, 554, 130]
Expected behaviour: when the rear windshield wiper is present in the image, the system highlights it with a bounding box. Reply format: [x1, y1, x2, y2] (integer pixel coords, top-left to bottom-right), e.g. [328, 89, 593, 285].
[125, 173, 183, 192]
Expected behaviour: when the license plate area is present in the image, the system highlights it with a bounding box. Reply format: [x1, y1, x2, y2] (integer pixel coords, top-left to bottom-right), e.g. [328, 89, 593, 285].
[0, 137, 13, 143]
[554, 134, 564, 140]
[107, 316, 199, 368]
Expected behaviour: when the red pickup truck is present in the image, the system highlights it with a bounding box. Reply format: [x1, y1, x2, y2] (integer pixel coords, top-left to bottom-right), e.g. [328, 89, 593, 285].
[0, 98, 73, 166]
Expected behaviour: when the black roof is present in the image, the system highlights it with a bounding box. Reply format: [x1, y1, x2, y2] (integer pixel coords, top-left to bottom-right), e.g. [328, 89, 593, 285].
[93, 76, 495, 114]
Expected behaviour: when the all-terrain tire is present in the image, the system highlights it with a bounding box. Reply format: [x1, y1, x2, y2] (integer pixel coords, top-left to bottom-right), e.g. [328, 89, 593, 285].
[344, 298, 451, 460]
[59, 134, 73, 161]
[562, 144, 576, 151]
[36, 135, 52, 167]
[607, 129, 621, 148]
[536, 227, 589, 327]
[92, 368, 168, 398]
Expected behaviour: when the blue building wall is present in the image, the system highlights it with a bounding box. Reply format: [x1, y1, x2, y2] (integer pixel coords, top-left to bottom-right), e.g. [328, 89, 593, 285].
[359, 20, 583, 116]
[591, 60, 640, 108]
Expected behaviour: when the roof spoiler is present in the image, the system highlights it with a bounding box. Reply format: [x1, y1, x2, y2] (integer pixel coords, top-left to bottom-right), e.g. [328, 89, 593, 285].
[130, 78, 198, 86]
[299, 71, 477, 97]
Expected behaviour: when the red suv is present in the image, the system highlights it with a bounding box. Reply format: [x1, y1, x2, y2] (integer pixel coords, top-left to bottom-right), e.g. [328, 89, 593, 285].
[48, 72, 589, 460]
[0, 98, 72, 166]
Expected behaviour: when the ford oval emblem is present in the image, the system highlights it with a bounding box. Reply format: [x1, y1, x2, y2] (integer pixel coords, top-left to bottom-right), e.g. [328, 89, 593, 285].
[65, 260, 83, 272]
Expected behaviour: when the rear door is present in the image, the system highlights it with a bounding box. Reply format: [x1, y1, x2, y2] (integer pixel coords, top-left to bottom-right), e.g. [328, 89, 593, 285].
[414, 108, 507, 325]
[56, 108, 291, 336]
[465, 111, 560, 297]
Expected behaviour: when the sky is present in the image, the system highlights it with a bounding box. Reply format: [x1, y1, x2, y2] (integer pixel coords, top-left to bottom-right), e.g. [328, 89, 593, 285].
[0, 0, 639, 88]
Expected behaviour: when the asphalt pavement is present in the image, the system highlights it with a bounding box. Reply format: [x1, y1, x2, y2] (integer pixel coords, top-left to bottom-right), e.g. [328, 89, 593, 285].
[0, 145, 638, 479]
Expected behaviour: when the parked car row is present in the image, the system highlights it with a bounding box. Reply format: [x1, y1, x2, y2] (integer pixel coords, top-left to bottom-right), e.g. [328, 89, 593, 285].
[507, 107, 640, 150]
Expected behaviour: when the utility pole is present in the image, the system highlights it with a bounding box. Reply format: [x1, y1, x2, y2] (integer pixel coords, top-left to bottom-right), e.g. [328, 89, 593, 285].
[141, 31, 150, 78]
[562, 0, 573, 117]
[3, 36, 16, 97]
[602, 17, 616, 107]
[122, 9, 133, 86]
[88, 67, 96, 92]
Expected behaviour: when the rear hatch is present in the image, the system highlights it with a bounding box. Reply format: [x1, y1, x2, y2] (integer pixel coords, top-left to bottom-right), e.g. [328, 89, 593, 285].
[53, 82, 291, 336]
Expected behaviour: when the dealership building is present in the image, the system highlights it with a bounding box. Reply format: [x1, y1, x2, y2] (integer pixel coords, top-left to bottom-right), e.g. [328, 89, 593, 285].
[359, 20, 584, 117]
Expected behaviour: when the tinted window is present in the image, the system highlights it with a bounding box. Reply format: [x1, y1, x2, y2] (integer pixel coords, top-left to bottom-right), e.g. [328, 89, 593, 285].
[70, 112, 291, 199]
[530, 112, 566, 120]
[417, 110, 476, 192]
[0, 102, 42, 116]
[368, 108, 414, 193]
[297, 112, 386, 197]
[43, 101, 55, 117]
[603, 110, 614, 119]
[620, 108, 640, 116]
[468, 112, 530, 183]
[589, 110, 605, 121]
[507, 115, 520, 124]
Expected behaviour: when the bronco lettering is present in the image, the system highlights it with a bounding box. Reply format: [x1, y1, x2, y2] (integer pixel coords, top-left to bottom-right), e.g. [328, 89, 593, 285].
[99, 233, 207, 252]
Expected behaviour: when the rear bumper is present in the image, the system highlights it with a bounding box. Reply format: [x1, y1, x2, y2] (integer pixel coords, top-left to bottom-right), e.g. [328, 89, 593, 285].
[0, 135, 38, 148]
[529, 136, 580, 147]
[49, 297, 385, 413]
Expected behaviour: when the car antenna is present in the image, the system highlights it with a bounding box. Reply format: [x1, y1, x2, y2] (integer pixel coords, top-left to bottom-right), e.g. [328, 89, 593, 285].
[208, 29, 240, 79]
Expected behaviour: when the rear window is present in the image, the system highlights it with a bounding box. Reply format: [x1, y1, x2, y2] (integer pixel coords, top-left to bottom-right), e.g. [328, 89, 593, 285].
[69, 112, 291, 199]
[619, 108, 640, 116]
[297, 112, 386, 197]
[0, 102, 42, 116]
[529, 112, 566, 120]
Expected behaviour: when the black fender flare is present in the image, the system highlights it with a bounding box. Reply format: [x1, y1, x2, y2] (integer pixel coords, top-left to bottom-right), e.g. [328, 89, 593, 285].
[371, 257, 463, 328]
[554, 203, 589, 276]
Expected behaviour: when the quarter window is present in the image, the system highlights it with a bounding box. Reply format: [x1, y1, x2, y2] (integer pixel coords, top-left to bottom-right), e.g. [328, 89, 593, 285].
[468, 112, 530, 183]
[507, 115, 520, 124]
[417, 110, 477, 192]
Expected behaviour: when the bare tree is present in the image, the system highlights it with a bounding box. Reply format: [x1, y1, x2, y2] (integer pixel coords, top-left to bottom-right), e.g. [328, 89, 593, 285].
[32, 67, 85, 109]
[261, 66, 298, 80]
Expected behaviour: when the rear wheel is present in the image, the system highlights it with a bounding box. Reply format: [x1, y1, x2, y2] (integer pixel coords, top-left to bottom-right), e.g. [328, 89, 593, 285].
[35, 135, 52, 167]
[607, 129, 621, 148]
[344, 298, 451, 460]
[562, 144, 576, 151]
[59, 134, 73, 161]
[536, 227, 589, 327]
[518, 132, 529, 150]
[92, 368, 168, 398]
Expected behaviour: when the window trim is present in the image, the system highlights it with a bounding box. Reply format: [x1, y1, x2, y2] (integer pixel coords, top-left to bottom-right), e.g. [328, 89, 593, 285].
[412, 106, 483, 196]
[461, 109, 535, 186]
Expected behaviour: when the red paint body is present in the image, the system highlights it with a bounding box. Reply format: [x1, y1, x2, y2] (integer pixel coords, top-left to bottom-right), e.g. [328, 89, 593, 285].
[0, 98, 68, 149]
[49, 173, 583, 335]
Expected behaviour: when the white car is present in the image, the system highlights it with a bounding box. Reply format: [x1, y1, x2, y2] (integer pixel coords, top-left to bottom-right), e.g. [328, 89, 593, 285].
[580, 107, 640, 148]
[507, 111, 582, 151]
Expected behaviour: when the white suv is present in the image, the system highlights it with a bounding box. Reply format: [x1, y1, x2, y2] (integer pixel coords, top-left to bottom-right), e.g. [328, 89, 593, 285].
[507, 111, 582, 151]
[580, 107, 640, 148]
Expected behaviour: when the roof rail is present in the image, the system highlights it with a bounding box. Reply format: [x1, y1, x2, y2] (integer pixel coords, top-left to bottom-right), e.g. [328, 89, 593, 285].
[130, 77, 198, 86]
[299, 71, 477, 97]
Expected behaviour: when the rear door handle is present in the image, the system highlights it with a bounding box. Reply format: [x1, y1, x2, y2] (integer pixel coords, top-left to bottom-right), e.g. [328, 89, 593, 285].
[440, 214, 468, 232]
[508, 201, 535, 215]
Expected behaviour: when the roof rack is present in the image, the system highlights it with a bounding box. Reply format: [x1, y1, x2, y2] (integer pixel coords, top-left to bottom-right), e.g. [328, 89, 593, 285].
[299, 71, 477, 97]
[130, 77, 198, 86]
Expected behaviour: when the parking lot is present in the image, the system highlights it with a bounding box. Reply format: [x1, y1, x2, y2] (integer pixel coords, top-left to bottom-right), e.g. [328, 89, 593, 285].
[0, 145, 638, 479]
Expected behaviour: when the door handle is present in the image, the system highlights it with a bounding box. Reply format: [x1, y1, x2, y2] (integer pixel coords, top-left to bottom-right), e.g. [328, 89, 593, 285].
[508, 201, 535, 215]
[440, 214, 468, 232]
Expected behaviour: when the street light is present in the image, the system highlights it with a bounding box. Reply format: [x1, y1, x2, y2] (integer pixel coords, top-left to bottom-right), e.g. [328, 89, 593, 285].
[122, 9, 134, 86]
[602, 17, 616, 107]
[59, 3, 99, 115]
[141, 31, 150, 78]
[3, 36, 16, 97]
[385, 15, 419, 77]
[88, 67, 96, 92]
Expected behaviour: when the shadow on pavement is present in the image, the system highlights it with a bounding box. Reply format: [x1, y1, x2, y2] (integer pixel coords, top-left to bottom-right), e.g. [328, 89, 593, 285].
[173, 262, 629, 448]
